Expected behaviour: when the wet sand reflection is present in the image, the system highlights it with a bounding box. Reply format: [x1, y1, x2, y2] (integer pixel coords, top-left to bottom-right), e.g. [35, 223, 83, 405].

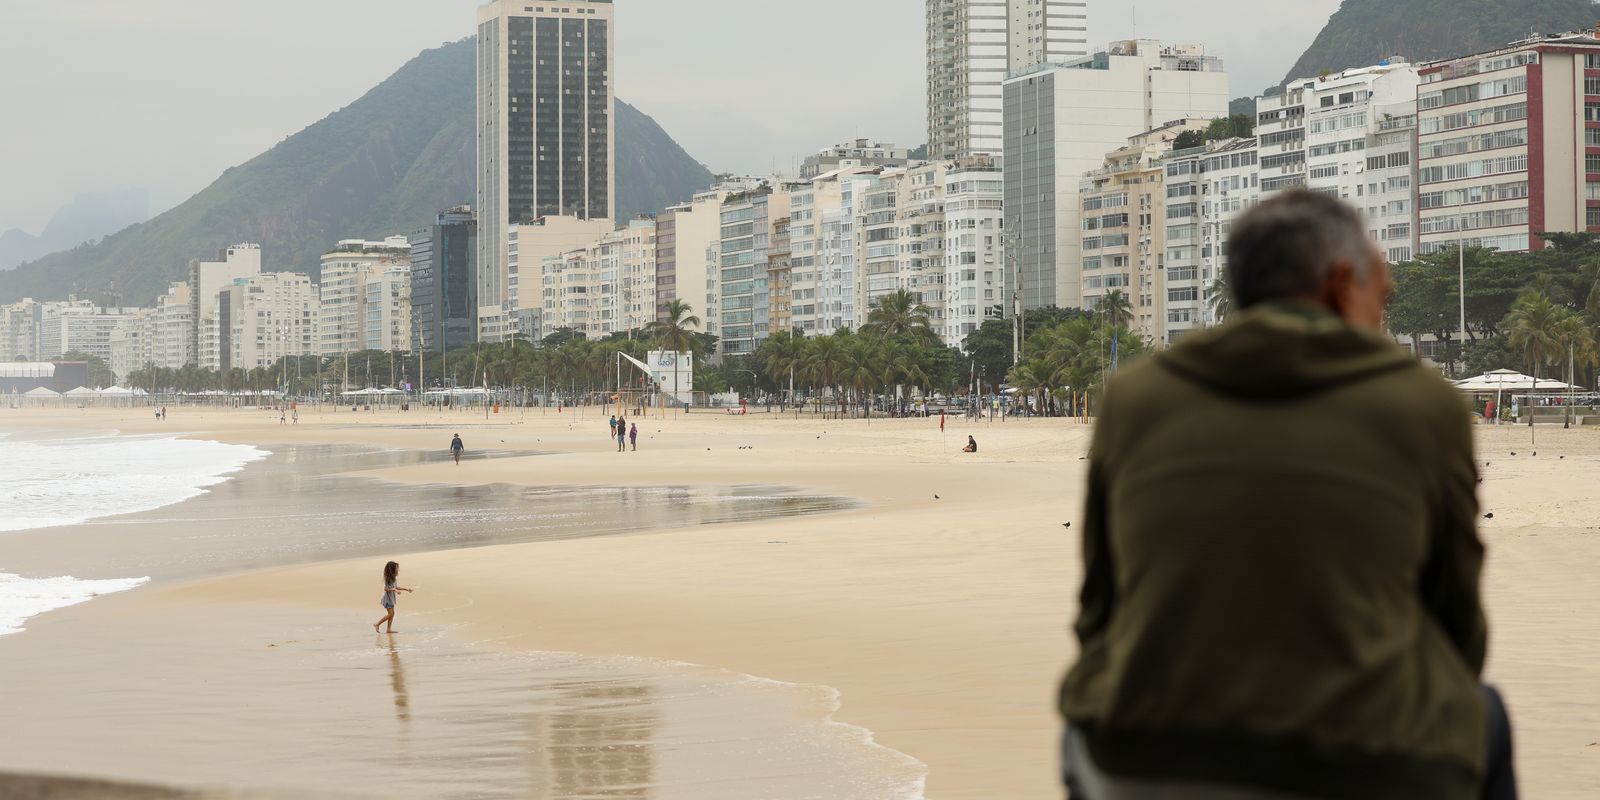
[529, 681, 656, 798]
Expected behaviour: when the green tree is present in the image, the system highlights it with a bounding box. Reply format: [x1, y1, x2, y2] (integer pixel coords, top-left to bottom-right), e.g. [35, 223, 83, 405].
[1173, 129, 1205, 150]
[1504, 291, 1566, 380]
[1096, 290, 1133, 330]
[863, 289, 935, 343]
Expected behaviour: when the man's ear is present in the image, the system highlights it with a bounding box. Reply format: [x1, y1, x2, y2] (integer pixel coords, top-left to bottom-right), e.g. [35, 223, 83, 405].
[1317, 261, 1357, 317]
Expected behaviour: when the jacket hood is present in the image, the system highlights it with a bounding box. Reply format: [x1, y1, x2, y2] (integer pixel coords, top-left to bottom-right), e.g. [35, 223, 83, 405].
[1157, 302, 1417, 400]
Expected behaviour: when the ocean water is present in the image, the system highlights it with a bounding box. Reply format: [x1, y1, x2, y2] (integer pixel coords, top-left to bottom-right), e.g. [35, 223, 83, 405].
[0, 430, 266, 532]
[0, 429, 265, 636]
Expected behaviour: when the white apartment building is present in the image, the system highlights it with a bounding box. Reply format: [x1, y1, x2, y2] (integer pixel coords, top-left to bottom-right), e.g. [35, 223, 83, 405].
[1197, 136, 1260, 327]
[1364, 114, 1421, 263]
[1416, 31, 1600, 256]
[153, 282, 196, 369]
[926, 0, 1090, 160]
[785, 168, 876, 335]
[1005, 40, 1229, 311]
[718, 185, 790, 356]
[859, 173, 904, 317]
[0, 299, 39, 361]
[37, 299, 133, 362]
[189, 243, 261, 361]
[109, 309, 155, 384]
[318, 237, 410, 356]
[655, 178, 762, 325]
[476, 0, 616, 343]
[537, 218, 656, 340]
[500, 215, 614, 342]
[942, 157, 1006, 343]
[210, 273, 319, 372]
[898, 162, 949, 334]
[363, 262, 412, 353]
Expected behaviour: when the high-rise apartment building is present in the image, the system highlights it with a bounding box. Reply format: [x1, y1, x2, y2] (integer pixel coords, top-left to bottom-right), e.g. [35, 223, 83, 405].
[1005, 40, 1229, 311]
[1416, 30, 1600, 255]
[927, 0, 1090, 160]
[503, 215, 615, 341]
[942, 156, 1007, 343]
[410, 207, 478, 354]
[477, 0, 616, 341]
[109, 309, 154, 384]
[654, 178, 764, 324]
[718, 185, 790, 356]
[152, 282, 196, 369]
[0, 299, 40, 361]
[37, 299, 133, 362]
[211, 273, 319, 372]
[318, 237, 411, 356]
[189, 243, 262, 361]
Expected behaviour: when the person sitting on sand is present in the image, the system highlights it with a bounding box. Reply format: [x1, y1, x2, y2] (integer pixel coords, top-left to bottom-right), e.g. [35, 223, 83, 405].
[962, 436, 977, 453]
[629, 423, 638, 451]
[1060, 191, 1513, 799]
[372, 560, 413, 633]
[450, 433, 464, 465]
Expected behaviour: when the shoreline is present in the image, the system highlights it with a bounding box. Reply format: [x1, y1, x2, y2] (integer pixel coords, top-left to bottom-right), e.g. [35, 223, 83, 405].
[1, 407, 1597, 797]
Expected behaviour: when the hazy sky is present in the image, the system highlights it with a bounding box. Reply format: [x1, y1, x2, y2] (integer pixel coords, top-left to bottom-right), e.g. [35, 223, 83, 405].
[0, 0, 1340, 235]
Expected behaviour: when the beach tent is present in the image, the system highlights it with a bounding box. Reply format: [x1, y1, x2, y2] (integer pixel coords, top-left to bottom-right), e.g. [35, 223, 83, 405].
[64, 386, 98, 397]
[1453, 369, 1577, 392]
[23, 387, 60, 398]
[100, 386, 133, 396]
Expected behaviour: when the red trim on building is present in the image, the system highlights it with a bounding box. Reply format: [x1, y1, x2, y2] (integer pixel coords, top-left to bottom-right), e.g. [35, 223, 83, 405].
[1527, 62, 1545, 250]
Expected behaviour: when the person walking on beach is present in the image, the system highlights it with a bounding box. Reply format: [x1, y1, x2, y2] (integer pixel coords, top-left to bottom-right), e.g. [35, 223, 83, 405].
[615, 416, 627, 452]
[629, 422, 638, 451]
[1060, 191, 1513, 799]
[372, 560, 413, 633]
[609, 414, 618, 439]
[450, 433, 464, 465]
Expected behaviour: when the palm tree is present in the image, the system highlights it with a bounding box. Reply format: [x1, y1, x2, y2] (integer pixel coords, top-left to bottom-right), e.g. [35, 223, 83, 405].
[1207, 276, 1234, 323]
[759, 330, 806, 404]
[838, 336, 880, 417]
[800, 334, 843, 417]
[1097, 289, 1133, 330]
[1504, 291, 1566, 382]
[644, 299, 701, 406]
[863, 290, 934, 342]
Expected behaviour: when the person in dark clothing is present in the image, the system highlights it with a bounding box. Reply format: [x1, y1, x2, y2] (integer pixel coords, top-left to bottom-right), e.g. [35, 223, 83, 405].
[962, 435, 977, 453]
[1060, 191, 1512, 800]
[629, 423, 638, 451]
[450, 434, 464, 465]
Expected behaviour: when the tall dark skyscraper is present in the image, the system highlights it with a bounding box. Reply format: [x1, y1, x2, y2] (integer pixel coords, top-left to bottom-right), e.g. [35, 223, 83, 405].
[410, 206, 479, 354]
[476, 0, 615, 341]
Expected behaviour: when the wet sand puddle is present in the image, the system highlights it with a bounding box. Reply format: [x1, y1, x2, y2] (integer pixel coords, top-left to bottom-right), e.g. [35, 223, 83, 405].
[0, 603, 925, 799]
[0, 443, 853, 581]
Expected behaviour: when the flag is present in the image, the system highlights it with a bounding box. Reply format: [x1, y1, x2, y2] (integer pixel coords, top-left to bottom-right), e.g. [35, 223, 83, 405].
[940, 411, 946, 431]
[1111, 331, 1119, 373]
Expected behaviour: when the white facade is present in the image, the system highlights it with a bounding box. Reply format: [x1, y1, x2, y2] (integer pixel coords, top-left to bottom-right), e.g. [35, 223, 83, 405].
[926, 0, 1090, 160]
[0, 299, 39, 361]
[1196, 137, 1260, 333]
[214, 273, 319, 372]
[499, 216, 614, 342]
[363, 262, 413, 353]
[109, 309, 155, 384]
[189, 243, 261, 361]
[477, 0, 616, 344]
[1005, 41, 1230, 310]
[537, 219, 656, 340]
[318, 237, 411, 356]
[942, 158, 1007, 343]
[153, 282, 196, 369]
[38, 300, 133, 362]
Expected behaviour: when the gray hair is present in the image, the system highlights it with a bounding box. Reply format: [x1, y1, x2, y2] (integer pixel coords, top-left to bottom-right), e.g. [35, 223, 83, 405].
[1225, 190, 1372, 310]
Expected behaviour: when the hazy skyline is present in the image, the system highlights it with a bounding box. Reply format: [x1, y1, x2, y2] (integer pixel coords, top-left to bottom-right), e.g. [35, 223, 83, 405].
[0, 0, 1341, 237]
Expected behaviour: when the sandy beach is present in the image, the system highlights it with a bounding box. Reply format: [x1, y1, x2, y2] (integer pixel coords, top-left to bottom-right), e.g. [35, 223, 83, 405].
[1, 403, 1597, 798]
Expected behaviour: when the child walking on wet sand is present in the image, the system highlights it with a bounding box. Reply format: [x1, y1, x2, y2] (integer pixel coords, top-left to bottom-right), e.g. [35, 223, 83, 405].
[373, 560, 413, 633]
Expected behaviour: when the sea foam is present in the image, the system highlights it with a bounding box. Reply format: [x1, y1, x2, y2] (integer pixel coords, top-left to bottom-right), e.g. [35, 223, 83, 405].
[0, 431, 266, 532]
[0, 573, 149, 636]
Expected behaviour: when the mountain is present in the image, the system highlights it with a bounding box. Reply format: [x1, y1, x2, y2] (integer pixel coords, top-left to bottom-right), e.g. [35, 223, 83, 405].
[0, 189, 149, 271]
[1282, 0, 1599, 86]
[0, 38, 712, 305]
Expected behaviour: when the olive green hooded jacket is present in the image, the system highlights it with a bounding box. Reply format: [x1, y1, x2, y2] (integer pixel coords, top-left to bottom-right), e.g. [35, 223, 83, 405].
[1061, 302, 1487, 799]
